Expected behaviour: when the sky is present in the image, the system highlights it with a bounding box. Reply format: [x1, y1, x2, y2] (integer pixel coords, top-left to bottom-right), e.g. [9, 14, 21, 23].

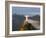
[12, 7, 40, 16]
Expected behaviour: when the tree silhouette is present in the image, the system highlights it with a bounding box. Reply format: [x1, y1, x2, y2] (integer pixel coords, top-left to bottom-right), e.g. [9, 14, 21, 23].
[24, 22, 37, 30]
[19, 21, 37, 31]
